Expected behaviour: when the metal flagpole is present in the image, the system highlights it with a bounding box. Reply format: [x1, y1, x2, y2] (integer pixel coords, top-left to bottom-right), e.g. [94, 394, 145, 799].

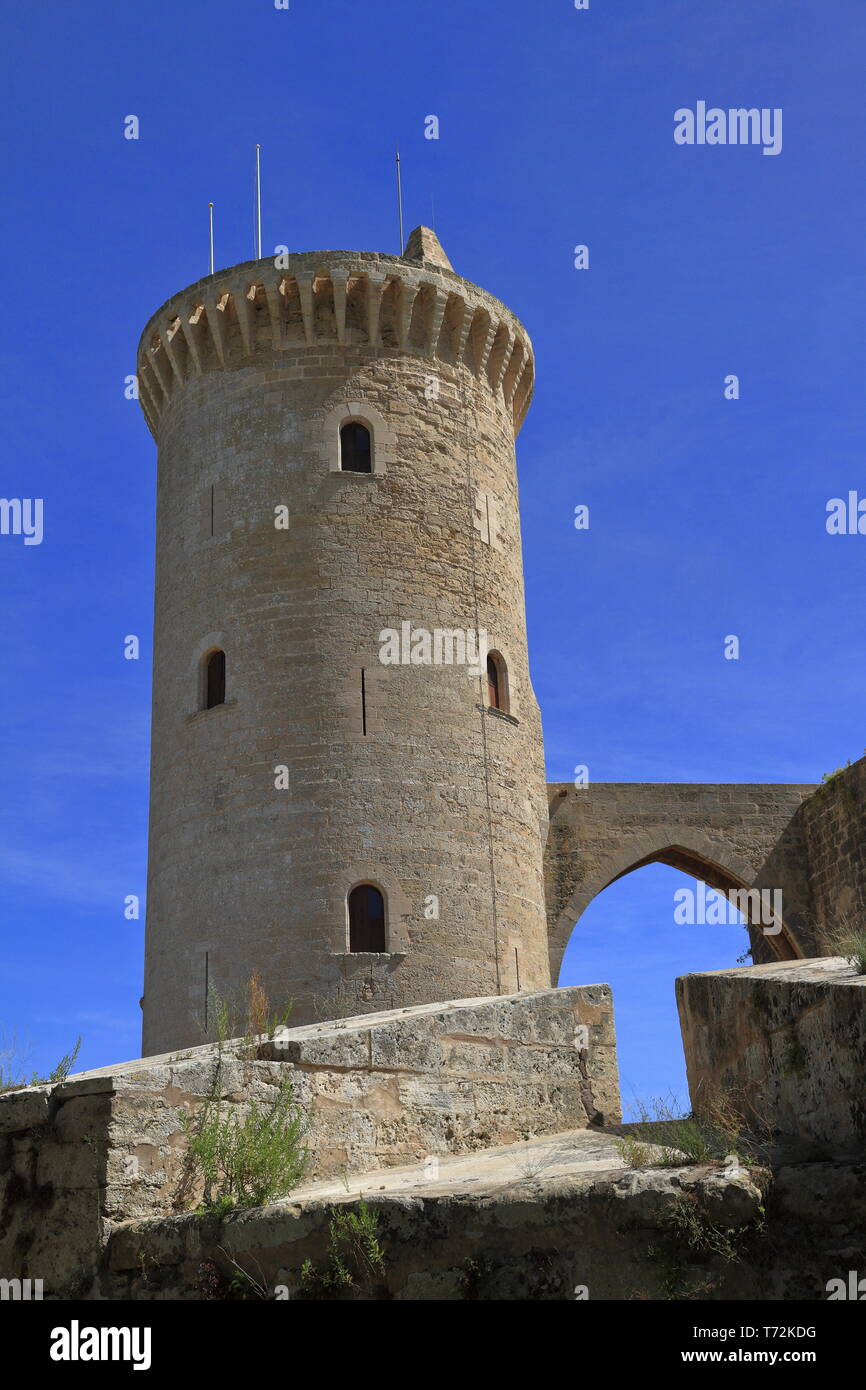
[255, 144, 262, 259]
[208, 202, 214, 274]
[395, 148, 404, 254]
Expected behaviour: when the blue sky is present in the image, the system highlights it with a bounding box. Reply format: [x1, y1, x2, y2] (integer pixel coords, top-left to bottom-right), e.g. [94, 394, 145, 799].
[1, 1, 863, 1106]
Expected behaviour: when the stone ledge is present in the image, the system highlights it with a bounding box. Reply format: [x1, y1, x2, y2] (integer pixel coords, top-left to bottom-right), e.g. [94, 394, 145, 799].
[100, 1141, 865, 1301]
[102, 1128, 768, 1299]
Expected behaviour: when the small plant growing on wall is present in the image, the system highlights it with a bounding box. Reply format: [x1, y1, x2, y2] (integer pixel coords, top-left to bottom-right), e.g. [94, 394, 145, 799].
[197, 970, 294, 1050]
[649, 1190, 766, 1300]
[185, 1073, 308, 1214]
[825, 914, 866, 975]
[297, 1202, 386, 1299]
[0, 1033, 82, 1094]
[182, 975, 308, 1214]
[615, 1088, 772, 1176]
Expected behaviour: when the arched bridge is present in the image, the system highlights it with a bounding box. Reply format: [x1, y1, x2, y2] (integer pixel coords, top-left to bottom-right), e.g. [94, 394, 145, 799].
[544, 782, 818, 981]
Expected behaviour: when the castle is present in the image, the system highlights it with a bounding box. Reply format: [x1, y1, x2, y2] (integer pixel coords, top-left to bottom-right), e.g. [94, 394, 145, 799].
[1, 227, 863, 1303]
[136, 224, 850, 1054]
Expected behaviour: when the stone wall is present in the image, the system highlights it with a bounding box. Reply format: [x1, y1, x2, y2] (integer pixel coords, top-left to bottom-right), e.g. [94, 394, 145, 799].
[102, 1147, 866, 1301]
[104, 1159, 768, 1301]
[792, 756, 866, 951]
[0, 987, 618, 1297]
[677, 958, 866, 1154]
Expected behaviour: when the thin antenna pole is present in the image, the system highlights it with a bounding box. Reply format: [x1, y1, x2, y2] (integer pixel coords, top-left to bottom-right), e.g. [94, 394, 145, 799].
[255, 144, 262, 259]
[395, 148, 404, 254]
[208, 202, 214, 275]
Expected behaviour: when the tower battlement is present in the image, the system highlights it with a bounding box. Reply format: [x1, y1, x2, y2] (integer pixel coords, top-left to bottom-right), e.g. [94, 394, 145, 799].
[136, 229, 535, 440]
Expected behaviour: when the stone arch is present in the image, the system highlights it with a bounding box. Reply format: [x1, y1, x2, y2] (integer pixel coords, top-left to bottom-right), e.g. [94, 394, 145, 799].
[549, 833, 801, 984]
[544, 782, 817, 984]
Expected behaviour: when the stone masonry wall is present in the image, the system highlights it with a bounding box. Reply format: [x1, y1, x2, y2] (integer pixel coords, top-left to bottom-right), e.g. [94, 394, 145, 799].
[792, 755, 866, 951]
[677, 958, 866, 1154]
[0, 987, 619, 1297]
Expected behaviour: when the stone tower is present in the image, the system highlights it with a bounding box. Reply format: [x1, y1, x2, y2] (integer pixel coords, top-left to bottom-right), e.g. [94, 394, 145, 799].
[137, 226, 550, 1055]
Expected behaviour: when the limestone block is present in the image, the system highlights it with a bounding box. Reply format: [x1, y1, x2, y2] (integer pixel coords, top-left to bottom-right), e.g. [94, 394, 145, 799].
[264, 1029, 369, 1069]
[0, 1086, 52, 1134]
[54, 1094, 113, 1142]
[677, 957, 866, 1153]
[36, 1140, 104, 1191]
[368, 1022, 442, 1073]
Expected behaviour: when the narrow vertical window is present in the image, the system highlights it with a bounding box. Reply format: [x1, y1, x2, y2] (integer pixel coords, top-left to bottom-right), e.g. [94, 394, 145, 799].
[486, 652, 508, 713]
[486, 655, 500, 710]
[205, 649, 226, 709]
[348, 884, 386, 952]
[340, 421, 372, 473]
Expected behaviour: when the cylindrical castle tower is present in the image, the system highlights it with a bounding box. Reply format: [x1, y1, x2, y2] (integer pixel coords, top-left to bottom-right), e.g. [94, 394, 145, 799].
[137, 225, 550, 1055]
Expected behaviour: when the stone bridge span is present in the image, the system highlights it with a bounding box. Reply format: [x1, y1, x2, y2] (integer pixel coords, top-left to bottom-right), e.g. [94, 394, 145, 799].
[544, 782, 818, 981]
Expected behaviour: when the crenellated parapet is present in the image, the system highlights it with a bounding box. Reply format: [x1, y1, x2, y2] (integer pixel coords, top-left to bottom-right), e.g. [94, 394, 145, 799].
[136, 228, 535, 440]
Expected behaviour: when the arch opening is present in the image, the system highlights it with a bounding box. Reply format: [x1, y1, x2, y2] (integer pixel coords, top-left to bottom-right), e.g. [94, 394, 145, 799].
[348, 883, 386, 952]
[602, 846, 798, 962]
[548, 834, 801, 986]
[486, 651, 509, 713]
[340, 420, 372, 473]
[202, 649, 226, 710]
[557, 861, 755, 1120]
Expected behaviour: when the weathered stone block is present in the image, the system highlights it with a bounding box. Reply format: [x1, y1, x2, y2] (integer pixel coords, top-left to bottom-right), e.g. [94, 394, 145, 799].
[0, 1086, 53, 1134]
[54, 1094, 113, 1142]
[677, 957, 866, 1154]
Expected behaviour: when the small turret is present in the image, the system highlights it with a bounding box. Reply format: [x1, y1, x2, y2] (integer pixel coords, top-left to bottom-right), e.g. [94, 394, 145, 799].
[402, 225, 453, 271]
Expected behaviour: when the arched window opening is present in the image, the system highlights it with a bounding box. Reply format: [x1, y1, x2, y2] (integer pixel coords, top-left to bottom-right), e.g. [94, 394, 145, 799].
[340, 421, 372, 473]
[205, 649, 226, 710]
[486, 652, 508, 713]
[348, 883, 386, 952]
